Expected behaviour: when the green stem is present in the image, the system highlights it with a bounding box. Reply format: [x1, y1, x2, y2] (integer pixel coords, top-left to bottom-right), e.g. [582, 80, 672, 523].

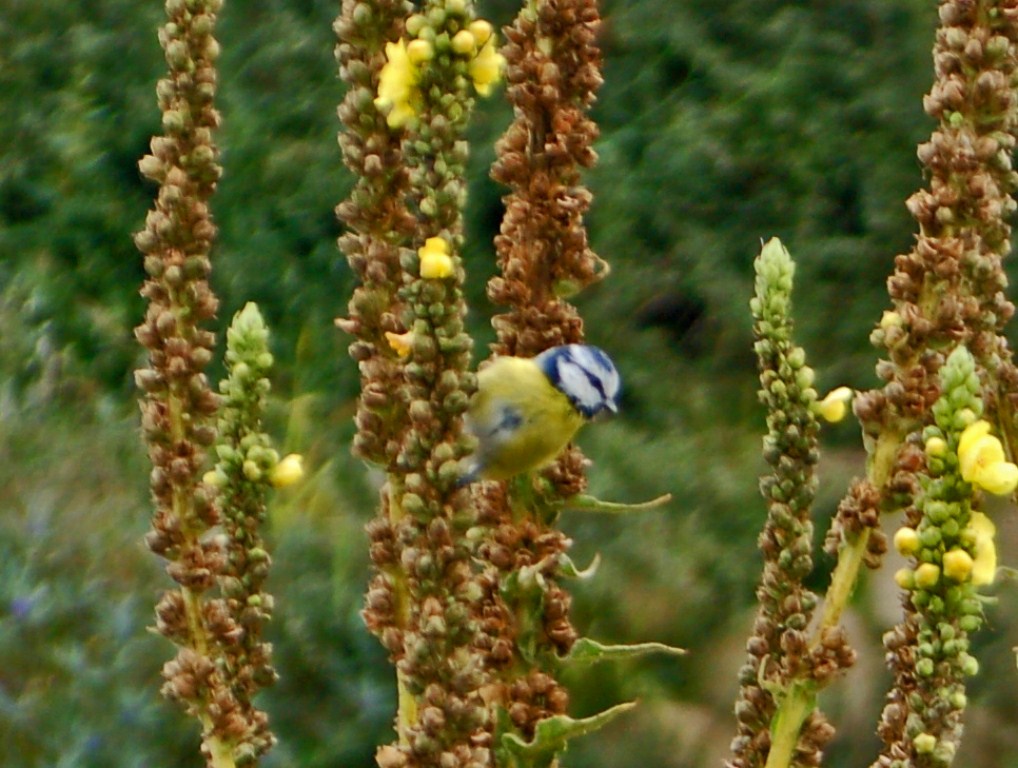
[396, 669, 420, 743]
[818, 427, 901, 633]
[385, 476, 417, 744]
[206, 734, 238, 768]
[815, 428, 901, 641]
[816, 529, 871, 638]
[763, 681, 816, 768]
[168, 389, 236, 768]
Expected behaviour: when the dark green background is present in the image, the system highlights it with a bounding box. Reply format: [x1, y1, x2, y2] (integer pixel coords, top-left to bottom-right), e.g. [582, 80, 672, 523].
[4, 1, 1018, 766]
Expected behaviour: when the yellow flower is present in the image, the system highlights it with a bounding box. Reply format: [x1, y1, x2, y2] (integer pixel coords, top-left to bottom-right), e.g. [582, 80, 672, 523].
[418, 236, 454, 279]
[469, 33, 505, 96]
[815, 386, 853, 423]
[269, 453, 305, 489]
[958, 420, 1018, 495]
[958, 419, 991, 461]
[968, 511, 997, 586]
[375, 38, 421, 128]
[385, 330, 414, 358]
[942, 548, 974, 581]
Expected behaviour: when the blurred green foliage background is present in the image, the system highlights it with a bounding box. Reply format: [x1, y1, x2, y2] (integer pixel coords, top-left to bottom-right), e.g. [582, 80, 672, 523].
[5, 0, 1018, 766]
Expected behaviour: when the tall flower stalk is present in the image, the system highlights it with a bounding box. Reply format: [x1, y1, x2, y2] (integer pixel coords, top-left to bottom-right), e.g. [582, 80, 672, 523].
[875, 346, 1012, 768]
[205, 302, 289, 764]
[336, 0, 502, 765]
[134, 0, 243, 765]
[475, 0, 625, 761]
[729, 238, 840, 768]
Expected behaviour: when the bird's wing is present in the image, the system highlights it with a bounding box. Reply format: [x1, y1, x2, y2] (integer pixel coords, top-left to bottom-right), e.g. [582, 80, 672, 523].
[474, 400, 524, 443]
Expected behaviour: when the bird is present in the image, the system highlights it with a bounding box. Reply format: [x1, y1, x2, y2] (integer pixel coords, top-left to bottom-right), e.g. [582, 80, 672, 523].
[460, 344, 621, 483]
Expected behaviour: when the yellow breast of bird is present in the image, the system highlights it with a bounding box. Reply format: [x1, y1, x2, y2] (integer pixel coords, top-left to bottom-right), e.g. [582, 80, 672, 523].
[469, 356, 586, 480]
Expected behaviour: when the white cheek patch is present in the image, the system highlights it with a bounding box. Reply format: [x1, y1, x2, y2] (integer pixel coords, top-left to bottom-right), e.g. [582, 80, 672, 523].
[568, 346, 620, 402]
[556, 358, 603, 412]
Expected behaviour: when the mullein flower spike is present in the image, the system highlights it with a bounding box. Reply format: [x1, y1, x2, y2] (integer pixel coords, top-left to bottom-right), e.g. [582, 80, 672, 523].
[732, 237, 842, 768]
[347, 2, 501, 766]
[208, 302, 288, 759]
[877, 347, 1001, 768]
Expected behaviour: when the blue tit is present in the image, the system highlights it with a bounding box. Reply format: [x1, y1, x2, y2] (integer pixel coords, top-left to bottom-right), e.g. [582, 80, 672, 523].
[461, 344, 621, 483]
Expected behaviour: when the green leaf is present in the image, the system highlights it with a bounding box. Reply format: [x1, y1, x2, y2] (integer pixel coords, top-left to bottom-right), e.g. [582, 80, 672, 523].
[500, 702, 637, 768]
[561, 492, 672, 514]
[563, 637, 687, 666]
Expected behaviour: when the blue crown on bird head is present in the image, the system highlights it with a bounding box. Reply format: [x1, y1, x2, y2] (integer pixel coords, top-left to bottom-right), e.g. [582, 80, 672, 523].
[534, 344, 621, 419]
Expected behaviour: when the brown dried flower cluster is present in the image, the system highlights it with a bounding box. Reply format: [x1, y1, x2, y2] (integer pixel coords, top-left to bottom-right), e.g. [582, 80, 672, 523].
[861, 0, 1018, 437]
[335, 0, 417, 468]
[134, 0, 265, 764]
[471, 0, 606, 749]
[489, 0, 607, 362]
[823, 476, 889, 569]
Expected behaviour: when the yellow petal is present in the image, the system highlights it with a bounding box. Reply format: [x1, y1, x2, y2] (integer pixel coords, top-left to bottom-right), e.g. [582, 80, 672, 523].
[385, 331, 413, 358]
[386, 102, 417, 129]
[420, 252, 454, 279]
[958, 420, 992, 473]
[419, 236, 449, 257]
[969, 510, 996, 539]
[418, 237, 454, 279]
[972, 540, 998, 586]
[970, 511, 998, 586]
[469, 37, 505, 96]
[377, 38, 420, 127]
[959, 433, 1004, 483]
[974, 459, 1018, 495]
[269, 453, 305, 488]
[816, 386, 853, 423]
